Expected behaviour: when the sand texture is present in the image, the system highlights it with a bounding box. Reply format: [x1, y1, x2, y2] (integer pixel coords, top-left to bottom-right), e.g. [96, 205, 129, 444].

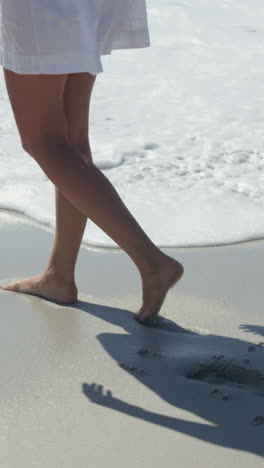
[0, 210, 263, 467]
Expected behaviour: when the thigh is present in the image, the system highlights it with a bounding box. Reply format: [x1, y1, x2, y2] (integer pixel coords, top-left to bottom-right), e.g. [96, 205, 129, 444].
[3, 69, 69, 152]
[63, 72, 96, 151]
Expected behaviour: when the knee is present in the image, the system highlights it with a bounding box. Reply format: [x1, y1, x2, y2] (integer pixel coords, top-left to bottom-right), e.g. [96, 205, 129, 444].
[21, 133, 93, 167]
[73, 139, 93, 163]
[22, 133, 70, 160]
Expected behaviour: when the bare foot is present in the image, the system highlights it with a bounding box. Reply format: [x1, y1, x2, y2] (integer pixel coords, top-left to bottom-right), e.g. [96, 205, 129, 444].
[136, 255, 184, 324]
[0, 269, 78, 305]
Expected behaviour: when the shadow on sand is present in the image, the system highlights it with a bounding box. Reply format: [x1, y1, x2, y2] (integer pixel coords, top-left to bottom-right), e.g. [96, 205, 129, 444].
[76, 300, 264, 457]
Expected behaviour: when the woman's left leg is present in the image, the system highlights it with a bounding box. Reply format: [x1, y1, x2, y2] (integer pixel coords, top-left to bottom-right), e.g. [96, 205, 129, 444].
[1, 72, 96, 304]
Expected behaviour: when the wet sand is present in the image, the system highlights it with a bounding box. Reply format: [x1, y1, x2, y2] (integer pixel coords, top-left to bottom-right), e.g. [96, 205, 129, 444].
[0, 209, 263, 467]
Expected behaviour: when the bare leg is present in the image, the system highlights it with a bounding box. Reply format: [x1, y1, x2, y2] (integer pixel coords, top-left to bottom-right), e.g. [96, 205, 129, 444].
[44, 74, 96, 295]
[1, 73, 96, 304]
[1, 70, 184, 322]
[41, 146, 183, 322]
[44, 145, 92, 296]
[46, 73, 96, 286]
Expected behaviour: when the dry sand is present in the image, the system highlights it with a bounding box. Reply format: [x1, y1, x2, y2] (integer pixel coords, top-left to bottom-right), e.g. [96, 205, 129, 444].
[0, 209, 263, 467]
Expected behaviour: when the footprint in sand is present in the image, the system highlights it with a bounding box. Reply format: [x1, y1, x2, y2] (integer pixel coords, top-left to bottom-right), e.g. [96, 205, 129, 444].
[186, 358, 264, 395]
[243, 359, 251, 365]
[212, 355, 225, 360]
[118, 362, 145, 374]
[136, 348, 168, 360]
[251, 416, 264, 426]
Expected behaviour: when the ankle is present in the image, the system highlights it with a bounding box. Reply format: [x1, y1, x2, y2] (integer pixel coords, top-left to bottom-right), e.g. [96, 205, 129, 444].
[44, 265, 76, 287]
[138, 250, 167, 277]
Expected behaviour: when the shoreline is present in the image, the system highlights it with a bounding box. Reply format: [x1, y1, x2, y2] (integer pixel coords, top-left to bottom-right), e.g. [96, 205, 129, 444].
[1, 207, 264, 251]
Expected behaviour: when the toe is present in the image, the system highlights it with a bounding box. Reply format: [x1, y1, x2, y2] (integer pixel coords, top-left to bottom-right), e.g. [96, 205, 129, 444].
[135, 313, 157, 326]
[2, 283, 18, 292]
[136, 307, 153, 324]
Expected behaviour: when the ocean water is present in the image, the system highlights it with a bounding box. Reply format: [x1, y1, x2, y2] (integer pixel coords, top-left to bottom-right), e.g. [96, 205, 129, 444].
[0, 0, 264, 248]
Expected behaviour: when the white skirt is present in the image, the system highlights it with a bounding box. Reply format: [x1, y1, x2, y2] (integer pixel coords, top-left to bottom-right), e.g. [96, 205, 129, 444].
[0, 0, 150, 75]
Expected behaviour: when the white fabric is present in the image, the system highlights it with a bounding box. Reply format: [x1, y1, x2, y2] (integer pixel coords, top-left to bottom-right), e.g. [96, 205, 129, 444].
[0, 0, 150, 75]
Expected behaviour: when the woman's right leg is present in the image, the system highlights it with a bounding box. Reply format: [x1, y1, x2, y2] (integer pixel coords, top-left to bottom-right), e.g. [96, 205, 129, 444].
[1, 70, 184, 322]
[44, 73, 97, 296]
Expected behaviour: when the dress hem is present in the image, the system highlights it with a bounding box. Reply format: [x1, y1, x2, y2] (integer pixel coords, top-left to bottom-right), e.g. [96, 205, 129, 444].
[0, 32, 151, 75]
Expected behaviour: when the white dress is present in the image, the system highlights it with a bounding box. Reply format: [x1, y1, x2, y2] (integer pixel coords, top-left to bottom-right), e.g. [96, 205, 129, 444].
[0, 0, 150, 75]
